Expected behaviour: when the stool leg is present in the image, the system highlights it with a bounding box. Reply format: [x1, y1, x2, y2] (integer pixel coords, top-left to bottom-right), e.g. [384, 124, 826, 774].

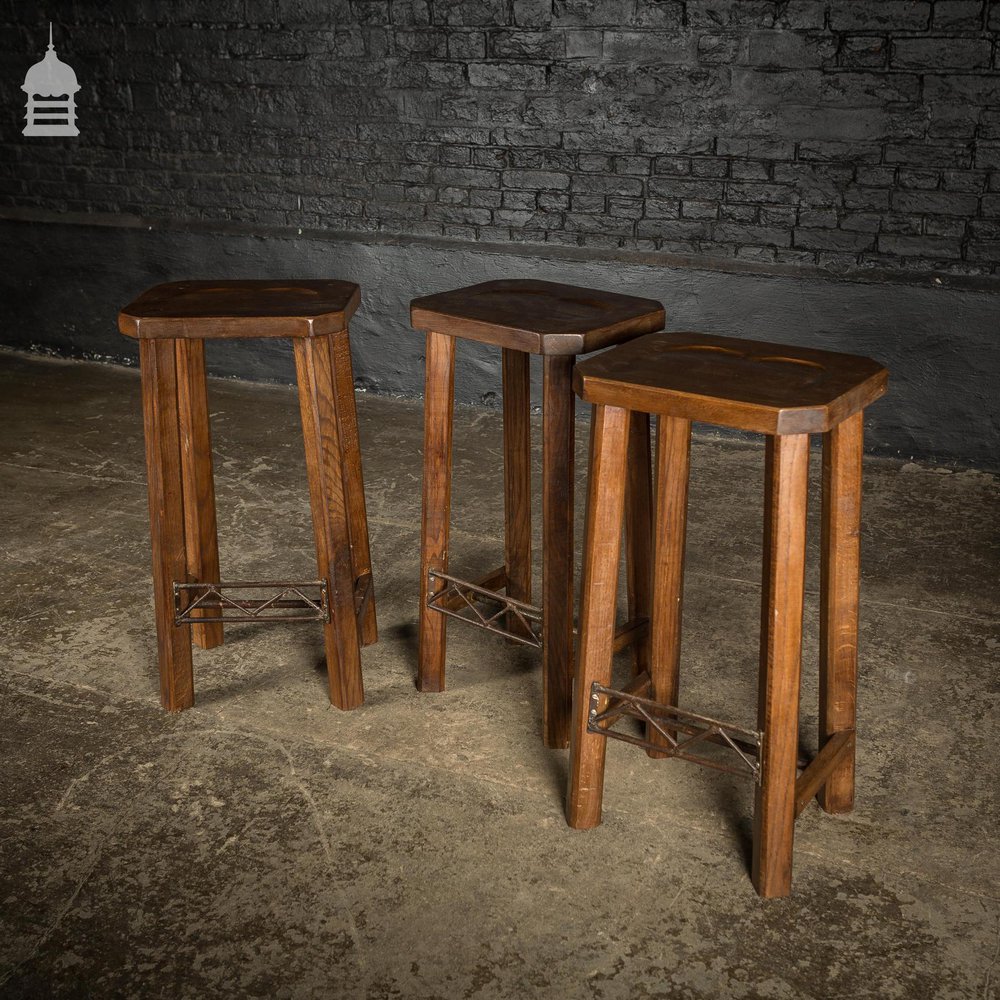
[294, 334, 365, 711]
[567, 404, 631, 828]
[175, 338, 223, 651]
[502, 348, 532, 635]
[819, 411, 863, 813]
[331, 326, 378, 648]
[418, 331, 455, 693]
[624, 411, 653, 677]
[648, 415, 691, 757]
[753, 433, 809, 898]
[139, 338, 194, 712]
[542, 355, 575, 749]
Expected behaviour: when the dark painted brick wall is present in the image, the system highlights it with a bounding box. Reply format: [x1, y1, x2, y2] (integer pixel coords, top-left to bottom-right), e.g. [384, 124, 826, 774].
[2, 1, 998, 275]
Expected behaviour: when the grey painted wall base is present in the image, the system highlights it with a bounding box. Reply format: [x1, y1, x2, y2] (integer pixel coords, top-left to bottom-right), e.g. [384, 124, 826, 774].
[0, 219, 996, 468]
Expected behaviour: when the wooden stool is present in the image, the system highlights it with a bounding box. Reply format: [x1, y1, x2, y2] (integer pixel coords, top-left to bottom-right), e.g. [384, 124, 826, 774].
[119, 279, 377, 712]
[566, 331, 888, 897]
[411, 279, 664, 748]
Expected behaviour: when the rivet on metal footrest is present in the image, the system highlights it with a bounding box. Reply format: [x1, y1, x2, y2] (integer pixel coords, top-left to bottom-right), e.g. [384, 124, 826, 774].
[173, 580, 330, 625]
[426, 569, 542, 648]
[587, 681, 763, 783]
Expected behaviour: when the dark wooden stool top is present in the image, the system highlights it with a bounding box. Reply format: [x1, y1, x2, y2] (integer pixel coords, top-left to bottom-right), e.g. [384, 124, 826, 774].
[574, 331, 888, 434]
[119, 279, 361, 340]
[410, 279, 664, 355]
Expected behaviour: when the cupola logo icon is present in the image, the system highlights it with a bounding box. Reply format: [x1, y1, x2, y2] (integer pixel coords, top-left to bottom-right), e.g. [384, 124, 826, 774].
[22, 23, 80, 137]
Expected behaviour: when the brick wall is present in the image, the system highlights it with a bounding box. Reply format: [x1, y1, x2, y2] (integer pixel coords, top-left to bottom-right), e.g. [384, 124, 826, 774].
[2, 0, 998, 275]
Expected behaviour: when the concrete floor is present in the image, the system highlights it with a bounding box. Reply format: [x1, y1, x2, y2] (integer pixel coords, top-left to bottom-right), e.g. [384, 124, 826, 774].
[0, 348, 997, 999]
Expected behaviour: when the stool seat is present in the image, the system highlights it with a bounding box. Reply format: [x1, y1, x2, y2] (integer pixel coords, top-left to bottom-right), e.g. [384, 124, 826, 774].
[410, 279, 664, 355]
[575, 331, 888, 434]
[119, 279, 361, 340]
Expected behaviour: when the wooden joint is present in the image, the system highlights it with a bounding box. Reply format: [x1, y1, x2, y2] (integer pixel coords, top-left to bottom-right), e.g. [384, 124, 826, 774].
[612, 617, 650, 654]
[794, 730, 856, 819]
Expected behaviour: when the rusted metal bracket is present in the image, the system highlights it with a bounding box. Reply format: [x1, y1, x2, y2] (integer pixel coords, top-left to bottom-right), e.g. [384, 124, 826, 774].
[587, 679, 763, 783]
[174, 580, 329, 625]
[426, 569, 542, 648]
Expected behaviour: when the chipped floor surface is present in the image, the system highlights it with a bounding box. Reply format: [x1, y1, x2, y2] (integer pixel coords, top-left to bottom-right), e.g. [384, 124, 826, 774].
[0, 349, 998, 999]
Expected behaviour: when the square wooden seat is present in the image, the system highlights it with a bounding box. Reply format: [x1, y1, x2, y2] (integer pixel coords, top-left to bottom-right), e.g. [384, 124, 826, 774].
[410, 279, 664, 355]
[120, 279, 376, 712]
[573, 331, 888, 434]
[567, 329, 888, 897]
[119, 279, 361, 340]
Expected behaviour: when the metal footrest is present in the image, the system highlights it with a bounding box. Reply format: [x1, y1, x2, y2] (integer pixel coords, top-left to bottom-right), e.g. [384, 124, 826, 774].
[174, 580, 329, 625]
[427, 570, 542, 648]
[588, 680, 762, 783]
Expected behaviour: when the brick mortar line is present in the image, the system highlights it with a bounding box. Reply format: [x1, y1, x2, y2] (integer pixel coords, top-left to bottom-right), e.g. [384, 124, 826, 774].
[2, 206, 997, 293]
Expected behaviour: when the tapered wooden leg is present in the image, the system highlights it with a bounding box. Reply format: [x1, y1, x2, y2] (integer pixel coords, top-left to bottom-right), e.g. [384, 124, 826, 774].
[542, 355, 575, 749]
[418, 331, 455, 693]
[648, 415, 691, 757]
[624, 411, 653, 677]
[502, 348, 532, 635]
[818, 412, 863, 813]
[139, 338, 194, 712]
[753, 433, 809, 898]
[175, 338, 223, 652]
[295, 334, 365, 710]
[330, 326, 378, 648]
[567, 404, 631, 828]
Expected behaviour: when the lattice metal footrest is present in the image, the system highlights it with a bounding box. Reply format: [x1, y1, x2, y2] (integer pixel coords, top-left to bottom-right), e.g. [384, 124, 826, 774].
[427, 569, 542, 648]
[174, 580, 329, 625]
[588, 680, 762, 783]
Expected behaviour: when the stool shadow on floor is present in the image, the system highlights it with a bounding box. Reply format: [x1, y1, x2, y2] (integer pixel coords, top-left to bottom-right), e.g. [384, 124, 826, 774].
[385, 619, 419, 682]
[704, 776, 755, 877]
[541, 738, 570, 803]
[182, 660, 299, 709]
[180, 622, 352, 708]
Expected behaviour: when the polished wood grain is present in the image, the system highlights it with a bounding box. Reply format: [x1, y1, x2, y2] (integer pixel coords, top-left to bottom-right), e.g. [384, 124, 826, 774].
[613, 618, 650, 654]
[624, 412, 653, 678]
[566, 404, 631, 829]
[139, 338, 194, 712]
[542, 355, 576, 749]
[119, 280, 361, 340]
[818, 410, 864, 813]
[331, 326, 378, 647]
[648, 415, 692, 758]
[411, 279, 664, 356]
[418, 331, 456, 693]
[575, 331, 888, 435]
[752, 433, 810, 899]
[502, 348, 532, 636]
[175, 338, 224, 651]
[294, 334, 365, 710]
